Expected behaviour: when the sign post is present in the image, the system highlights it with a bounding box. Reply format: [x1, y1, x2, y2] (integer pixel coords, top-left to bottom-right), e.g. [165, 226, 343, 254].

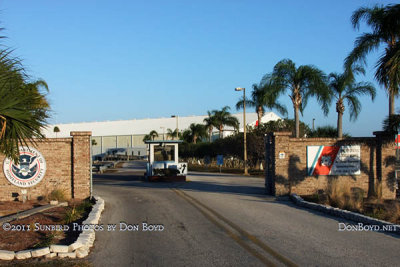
[217, 155, 223, 173]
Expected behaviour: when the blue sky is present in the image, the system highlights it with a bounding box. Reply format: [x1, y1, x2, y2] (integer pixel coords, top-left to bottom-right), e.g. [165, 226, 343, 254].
[0, 0, 394, 136]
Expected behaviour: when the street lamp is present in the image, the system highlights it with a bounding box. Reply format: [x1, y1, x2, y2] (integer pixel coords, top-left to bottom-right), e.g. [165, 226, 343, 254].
[235, 87, 248, 175]
[171, 115, 179, 139]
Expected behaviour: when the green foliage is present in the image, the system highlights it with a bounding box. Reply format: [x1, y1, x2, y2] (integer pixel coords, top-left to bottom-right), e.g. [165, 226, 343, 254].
[166, 128, 179, 140]
[382, 114, 400, 133]
[64, 199, 93, 224]
[346, 4, 400, 115]
[209, 106, 239, 138]
[252, 119, 311, 137]
[33, 232, 55, 248]
[187, 123, 207, 144]
[143, 130, 159, 142]
[180, 119, 311, 165]
[267, 59, 329, 138]
[308, 126, 351, 138]
[48, 189, 68, 202]
[0, 37, 50, 162]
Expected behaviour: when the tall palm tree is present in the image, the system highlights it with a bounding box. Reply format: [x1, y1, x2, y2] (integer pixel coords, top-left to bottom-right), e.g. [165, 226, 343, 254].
[345, 4, 400, 116]
[236, 79, 287, 128]
[269, 59, 329, 138]
[187, 123, 207, 144]
[203, 111, 217, 142]
[0, 49, 50, 162]
[328, 66, 376, 138]
[211, 106, 239, 138]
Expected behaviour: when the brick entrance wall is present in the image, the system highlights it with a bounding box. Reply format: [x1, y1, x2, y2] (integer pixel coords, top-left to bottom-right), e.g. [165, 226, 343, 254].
[266, 132, 397, 199]
[0, 131, 91, 201]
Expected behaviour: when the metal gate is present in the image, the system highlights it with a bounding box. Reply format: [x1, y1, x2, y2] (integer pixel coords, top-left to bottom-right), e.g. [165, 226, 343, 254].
[264, 133, 275, 195]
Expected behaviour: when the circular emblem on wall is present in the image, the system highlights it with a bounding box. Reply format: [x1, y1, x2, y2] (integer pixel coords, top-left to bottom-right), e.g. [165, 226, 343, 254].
[3, 146, 46, 188]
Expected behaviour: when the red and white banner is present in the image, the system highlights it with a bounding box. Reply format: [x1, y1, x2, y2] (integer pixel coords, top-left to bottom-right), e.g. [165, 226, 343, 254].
[307, 145, 360, 176]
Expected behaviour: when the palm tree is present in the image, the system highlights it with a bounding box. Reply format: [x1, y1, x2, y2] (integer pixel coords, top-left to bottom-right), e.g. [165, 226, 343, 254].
[0, 49, 50, 162]
[142, 134, 151, 142]
[203, 111, 217, 142]
[149, 130, 158, 141]
[211, 106, 239, 138]
[187, 123, 207, 144]
[166, 128, 179, 140]
[236, 79, 287, 128]
[269, 59, 329, 138]
[328, 66, 376, 138]
[53, 126, 60, 138]
[345, 4, 400, 116]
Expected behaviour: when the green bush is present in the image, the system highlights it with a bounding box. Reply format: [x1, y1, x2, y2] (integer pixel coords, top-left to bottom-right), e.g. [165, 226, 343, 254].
[48, 189, 67, 202]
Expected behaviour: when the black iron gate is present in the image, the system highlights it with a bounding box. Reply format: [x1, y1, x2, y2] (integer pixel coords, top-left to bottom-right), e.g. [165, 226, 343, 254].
[264, 133, 275, 195]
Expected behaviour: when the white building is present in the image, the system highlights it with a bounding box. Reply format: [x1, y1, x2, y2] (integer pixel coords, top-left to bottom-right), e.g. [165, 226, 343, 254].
[42, 112, 280, 157]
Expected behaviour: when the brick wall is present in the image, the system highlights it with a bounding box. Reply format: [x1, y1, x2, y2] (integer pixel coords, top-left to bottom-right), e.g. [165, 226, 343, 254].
[269, 132, 397, 199]
[0, 131, 91, 201]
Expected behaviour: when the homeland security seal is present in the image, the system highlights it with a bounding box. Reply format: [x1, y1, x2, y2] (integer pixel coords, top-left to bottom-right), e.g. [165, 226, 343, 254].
[3, 147, 46, 187]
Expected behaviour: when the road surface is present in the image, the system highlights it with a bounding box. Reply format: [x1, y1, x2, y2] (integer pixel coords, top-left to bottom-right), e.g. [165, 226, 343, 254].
[89, 161, 399, 266]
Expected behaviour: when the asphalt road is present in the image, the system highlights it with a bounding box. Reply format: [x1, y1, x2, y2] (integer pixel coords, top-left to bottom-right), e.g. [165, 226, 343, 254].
[89, 161, 399, 267]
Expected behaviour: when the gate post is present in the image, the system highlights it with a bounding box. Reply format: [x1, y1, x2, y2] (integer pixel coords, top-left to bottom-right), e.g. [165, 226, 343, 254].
[71, 131, 92, 199]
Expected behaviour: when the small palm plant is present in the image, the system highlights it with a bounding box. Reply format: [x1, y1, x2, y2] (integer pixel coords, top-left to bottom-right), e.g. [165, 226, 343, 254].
[211, 106, 239, 138]
[53, 126, 60, 138]
[236, 79, 287, 128]
[149, 130, 158, 141]
[203, 111, 217, 142]
[188, 123, 207, 144]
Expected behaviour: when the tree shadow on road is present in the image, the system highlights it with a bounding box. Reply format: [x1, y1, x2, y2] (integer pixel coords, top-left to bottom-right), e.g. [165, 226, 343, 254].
[93, 172, 267, 197]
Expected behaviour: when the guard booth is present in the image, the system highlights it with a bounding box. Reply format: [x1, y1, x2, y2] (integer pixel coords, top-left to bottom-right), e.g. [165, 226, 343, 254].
[144, 140, 187, 182]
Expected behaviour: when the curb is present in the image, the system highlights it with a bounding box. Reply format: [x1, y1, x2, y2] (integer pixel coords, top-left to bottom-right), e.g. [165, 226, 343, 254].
[0, 202, 69, 225]
[290, 194, 400, 235]
[0, 196, 105, 261]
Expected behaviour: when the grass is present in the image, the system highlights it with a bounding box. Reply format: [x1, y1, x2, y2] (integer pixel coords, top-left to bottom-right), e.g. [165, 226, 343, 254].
[64, 199, 93, 224]
[302, 180, 400, 224]
[33, 233, 56, 248]
[47, 189, 68, 202]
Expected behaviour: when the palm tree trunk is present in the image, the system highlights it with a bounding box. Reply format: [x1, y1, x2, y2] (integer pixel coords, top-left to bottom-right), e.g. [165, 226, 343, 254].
[257, 106, 262, 128]
[219, 126, 223, 139]
[193, 135, 197, 144]
[337, 112, 343, 138]
[389, 90, 395, 116]
[209, 128, 212, 142]
[294, 107, 299, 138]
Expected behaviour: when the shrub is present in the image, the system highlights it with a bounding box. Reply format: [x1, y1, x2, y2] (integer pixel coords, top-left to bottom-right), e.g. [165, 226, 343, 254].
[64, 199, 93, 224]
[48, 189, 68, 202]
[327, 179, 364, 212]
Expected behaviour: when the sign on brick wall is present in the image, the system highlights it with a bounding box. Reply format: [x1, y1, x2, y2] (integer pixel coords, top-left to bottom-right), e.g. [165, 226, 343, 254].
[307, 145, 360, 176]
[3, 146, 47, 188]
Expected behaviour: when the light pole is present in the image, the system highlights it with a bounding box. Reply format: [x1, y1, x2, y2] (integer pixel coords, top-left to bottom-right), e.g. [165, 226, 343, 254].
[312, 118, 315, 131]
[171, 115, 179, 139]
[235, 87, 248, 175]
